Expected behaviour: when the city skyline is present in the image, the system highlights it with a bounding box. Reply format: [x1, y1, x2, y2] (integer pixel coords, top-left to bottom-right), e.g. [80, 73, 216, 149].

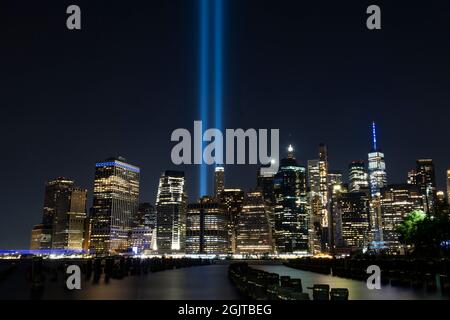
[3, 123, 450, 250]
[2, 0, 450, 251]
[16, 120, 450, 254]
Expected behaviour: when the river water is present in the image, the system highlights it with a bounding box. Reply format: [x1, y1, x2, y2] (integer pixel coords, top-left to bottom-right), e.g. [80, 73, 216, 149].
[0, 262, 448, 300]
[251, 264, 447, 300]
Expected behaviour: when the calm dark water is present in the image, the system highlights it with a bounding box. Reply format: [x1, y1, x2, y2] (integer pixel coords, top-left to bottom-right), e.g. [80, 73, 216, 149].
[251, 264, 448, 300]
[0, 261, 448, 300]
[0, 263, 242, 300]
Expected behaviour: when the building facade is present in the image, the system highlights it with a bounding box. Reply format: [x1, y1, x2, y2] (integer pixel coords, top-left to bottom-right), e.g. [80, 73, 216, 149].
[381, 184, 424, 252]
[220, 188, 244, 253]
[273, 145, 309, 254]
[155, 170, 187, 254]
[52, 187, 87, 250]
[235, 192, 274, 254]
[332, 189, 371, 253]
[186, 197, 229, 254]
[368, 122, 387, 246]
[348, 160, 369, 192]
[90, 157, 140, 254]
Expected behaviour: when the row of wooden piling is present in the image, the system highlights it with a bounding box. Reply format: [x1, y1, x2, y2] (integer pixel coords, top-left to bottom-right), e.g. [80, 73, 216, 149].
[286, 257, 450, 294]
[228, 263, 349, 300]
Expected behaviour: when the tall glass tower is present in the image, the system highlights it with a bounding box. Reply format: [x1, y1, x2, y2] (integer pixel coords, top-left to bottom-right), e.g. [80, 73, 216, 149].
[155, 170, 187, 254]
[368, 122, 387, 197]
[273, 145, 308, 254]
[367, 122, 387, 246]
[90, 157, 140, 254]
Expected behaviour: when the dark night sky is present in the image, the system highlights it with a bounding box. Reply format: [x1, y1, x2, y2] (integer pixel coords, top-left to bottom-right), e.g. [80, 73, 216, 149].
[1, 0, 450, 249]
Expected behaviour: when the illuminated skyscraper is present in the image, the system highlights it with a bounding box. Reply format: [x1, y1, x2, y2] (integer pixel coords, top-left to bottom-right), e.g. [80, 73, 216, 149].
[31, 177, 87, 250]
[273, 145, 308, 254]
[368, 122, 387, 246]
[236, 192, 274, 254]
[381, 184, 423, 252]
[332, 189, 371, 254]
[348, 160, 369, 192]
[415, 159, 437, 214]
[155, 170, 187, 254]
[130, 203, 155, 254]
[307, 144, 329, 254]
[90, 157, 140, 254]
[257, 163, 276, 205]
[52, 186, 87, 251]
[42, 177, 75, 234]
[214, 166, 225, 198]
[368, 123, 387, 196]
[220, 188, 244, 253]
[186, 197, 229, 254]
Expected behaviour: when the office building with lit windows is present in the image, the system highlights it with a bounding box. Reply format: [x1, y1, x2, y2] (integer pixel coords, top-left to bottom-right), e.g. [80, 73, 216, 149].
[257, 163, 276, 205]
[332, 189, 371, 253]
[52, 186, 87, 250]
[349, 160, 369, 192]
[273, 145, 309, 254]
[381, 184, 424, 252]
[90, 157, 140, 254]
[236, 192, 274, 254]
[30, 177, 87, 251]
[414, 159, 437, 214]
[186, 197, 229, 254]
[130, 203, 156, 254]
[368, 122, 387, 246]
[307, 144, 330, 254]
[220, 188, 244, 253]
[214, 166, 225, 199]
[155, 170, 187, 254]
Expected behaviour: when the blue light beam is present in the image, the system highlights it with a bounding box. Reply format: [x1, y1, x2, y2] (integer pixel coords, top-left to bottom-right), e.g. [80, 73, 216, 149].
[199, 0, 209, 197]
[214, 0, 224, 165]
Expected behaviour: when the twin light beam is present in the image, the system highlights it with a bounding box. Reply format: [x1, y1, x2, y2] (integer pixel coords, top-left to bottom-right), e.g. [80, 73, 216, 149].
[199, 0, 224, 197]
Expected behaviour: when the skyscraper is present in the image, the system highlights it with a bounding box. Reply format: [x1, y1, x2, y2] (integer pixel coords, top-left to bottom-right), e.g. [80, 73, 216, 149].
[186, 197, 229, 254]
[90, 157, 140, 254]
[348, 160, 369, 192]
[332, 189, 371, 254]
[236, 191, 274, 254]
[155, 170, 187, 254]
[328, 171, 343, 191]
[415, 159, 437, 214]
[273, 145, 308, 254]
[381, 184, 423, 252]
[307, 144, 329, 254]
[52, 186, 87, 250]
[130, 203, 156, 254]
[368, 122, 387, 246]
[368, 123, 387, 197]
[220, 188, 244, 253]
[42, 177, 75, 234]
[257, 163, 276, 205]
[214, 166, 225, 198]
[30, 177, 87, 250]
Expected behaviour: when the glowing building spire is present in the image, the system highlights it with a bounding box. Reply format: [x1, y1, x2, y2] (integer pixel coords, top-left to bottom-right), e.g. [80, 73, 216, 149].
[372, 121, 377, 151]
[287, 144, 294, 158]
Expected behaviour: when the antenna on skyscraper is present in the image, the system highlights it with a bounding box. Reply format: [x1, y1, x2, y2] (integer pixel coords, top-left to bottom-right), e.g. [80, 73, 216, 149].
[372, 121, 378, 151]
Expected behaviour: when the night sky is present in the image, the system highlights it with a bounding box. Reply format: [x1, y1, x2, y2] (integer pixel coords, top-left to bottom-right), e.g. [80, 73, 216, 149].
[1, 0, 450, 249]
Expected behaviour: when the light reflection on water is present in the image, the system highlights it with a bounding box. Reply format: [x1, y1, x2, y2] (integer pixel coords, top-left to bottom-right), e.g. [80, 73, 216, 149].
[1, 262, 448, 300]
[251, 264, 448, 300]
